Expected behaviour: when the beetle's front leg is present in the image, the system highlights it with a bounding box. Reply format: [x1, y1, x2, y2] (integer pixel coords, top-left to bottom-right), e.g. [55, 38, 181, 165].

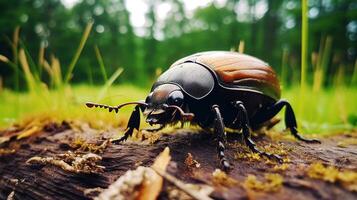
[211, 105, 231, 171]
[233, 101, 283, 163]
[112, 105, 141, 144]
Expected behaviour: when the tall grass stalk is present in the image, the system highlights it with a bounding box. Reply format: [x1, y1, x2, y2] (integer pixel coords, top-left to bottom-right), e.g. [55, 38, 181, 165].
[333, 65, 347, 123]
[38, 45, 45, 69]
[12, 27, 20, 92]
[301, 0, 308, 89]
[19, 49, 37, 93]
[94, 45, 108, 82]
[64, 21, 93, 84]
[298, 0, 309, 116]
[351, 59, 357, 86]
[280, 48, 288, 88]
[238, 40, 245, 53]
[97, 68, 123, 101]
[313, 36, 332, 92]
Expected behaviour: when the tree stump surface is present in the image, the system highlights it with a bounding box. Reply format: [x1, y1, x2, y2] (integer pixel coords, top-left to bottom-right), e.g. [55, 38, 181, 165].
[1, 122, 356, 200]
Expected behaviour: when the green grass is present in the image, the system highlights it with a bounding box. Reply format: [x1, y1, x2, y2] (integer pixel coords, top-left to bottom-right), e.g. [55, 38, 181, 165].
[0, 84, 356, 134]
[0, 84, 148, 129]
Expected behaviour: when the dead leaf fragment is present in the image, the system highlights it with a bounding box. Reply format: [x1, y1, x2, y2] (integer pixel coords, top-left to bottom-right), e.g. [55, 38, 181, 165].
[96, 147, 171, 200]
[17, 126, 40, 140]
[185, 153, 201, 170]
[139, 147, 171, 200]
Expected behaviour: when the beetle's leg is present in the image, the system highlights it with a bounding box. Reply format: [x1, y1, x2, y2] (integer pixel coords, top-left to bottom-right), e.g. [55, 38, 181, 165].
[233, 101, 283, 163]
[251, 100, 320, 143]
[112, 105, 141, 144]
[211, 105, 231, 171]
[142, 124, 165, 132]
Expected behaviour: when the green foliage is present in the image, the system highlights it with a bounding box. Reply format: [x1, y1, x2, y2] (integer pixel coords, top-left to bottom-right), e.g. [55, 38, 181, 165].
[1, 0, 356, 87]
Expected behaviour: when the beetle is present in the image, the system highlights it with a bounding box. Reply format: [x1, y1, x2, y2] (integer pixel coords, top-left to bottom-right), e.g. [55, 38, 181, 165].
[86, 51, 320, 170]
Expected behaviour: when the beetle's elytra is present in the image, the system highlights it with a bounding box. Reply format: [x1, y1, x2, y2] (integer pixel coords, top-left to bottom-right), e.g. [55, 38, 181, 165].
[86, 51, 320, 170]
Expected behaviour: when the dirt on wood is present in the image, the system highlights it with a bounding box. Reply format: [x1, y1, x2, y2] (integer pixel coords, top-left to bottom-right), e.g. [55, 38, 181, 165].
[0, 121, 356, 200]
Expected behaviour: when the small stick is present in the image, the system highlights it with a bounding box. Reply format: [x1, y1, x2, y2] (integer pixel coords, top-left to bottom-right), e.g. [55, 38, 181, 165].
[151, 167, 213, 200]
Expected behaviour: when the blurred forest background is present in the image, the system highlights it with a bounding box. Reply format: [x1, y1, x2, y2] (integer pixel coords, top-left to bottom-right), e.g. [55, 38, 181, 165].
[0, 0, 356, 131]
[0, 0, 356, 87]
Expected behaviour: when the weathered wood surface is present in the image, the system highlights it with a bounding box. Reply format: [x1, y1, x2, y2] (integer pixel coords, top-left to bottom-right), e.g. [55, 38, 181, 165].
[0, 122, 356, 200]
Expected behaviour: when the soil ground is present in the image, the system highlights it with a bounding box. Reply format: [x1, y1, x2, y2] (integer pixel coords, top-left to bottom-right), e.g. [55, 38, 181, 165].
[0, 121, 356, 200]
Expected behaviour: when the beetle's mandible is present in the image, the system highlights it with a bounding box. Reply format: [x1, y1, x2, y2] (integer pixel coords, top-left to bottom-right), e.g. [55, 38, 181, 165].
[86, 51, 320, 171]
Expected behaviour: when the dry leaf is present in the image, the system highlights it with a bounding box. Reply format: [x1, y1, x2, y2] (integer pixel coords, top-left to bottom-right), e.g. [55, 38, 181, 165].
[138, 147, 171, 200]
[96, 147, 171, 200]
[17, 126, 40, 140]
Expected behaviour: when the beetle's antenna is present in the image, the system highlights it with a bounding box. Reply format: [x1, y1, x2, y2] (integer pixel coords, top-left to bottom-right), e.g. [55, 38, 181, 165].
[164, 105, 194, 121]
[86, 101, 147, 113]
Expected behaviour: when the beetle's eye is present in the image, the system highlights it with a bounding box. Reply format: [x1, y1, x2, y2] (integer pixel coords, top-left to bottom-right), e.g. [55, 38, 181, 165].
[167, 91, 184, 106]
[145, 92, 153, 103]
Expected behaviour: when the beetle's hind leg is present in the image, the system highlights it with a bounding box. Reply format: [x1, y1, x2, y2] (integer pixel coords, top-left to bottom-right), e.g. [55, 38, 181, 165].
[112, 105, 141, 144]
[233, 101, 283, 163]
[211, 105, 231, 171]
[250, 100, 320, 143]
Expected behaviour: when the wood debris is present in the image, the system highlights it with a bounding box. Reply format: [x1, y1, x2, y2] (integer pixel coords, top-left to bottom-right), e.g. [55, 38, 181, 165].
[6, 191, 15, 200]
[16, 126, 40, 140]
[184, 153, 201, 170]
[211, 169, 239, 187]
[96, 147, 171, 200]
[152, 167, 214, 200]
[26, 151, 105, 174]
[0, 148, 16, 156]
[71, 138, 110, 153]
[139, 147, 171, 200]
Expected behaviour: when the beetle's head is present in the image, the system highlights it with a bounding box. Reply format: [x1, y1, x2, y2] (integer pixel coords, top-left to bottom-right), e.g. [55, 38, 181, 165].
[144, 84, 194, 125]
[85, 83, 194, 126]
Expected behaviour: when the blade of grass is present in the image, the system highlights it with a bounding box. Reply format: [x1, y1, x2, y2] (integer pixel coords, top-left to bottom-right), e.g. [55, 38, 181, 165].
[87, 65, 94, 86]
[51, 55, 63, 88]
[97, 68, 124, 101]
[20, 40, 41, 81]
[94, 45, 108, 82]
[319, 36, 332, 87]
[301, 0, 308, 89]
[12, 27, 20, 67]
[298, 0, 309, 117]
[13, 27, 20, 118]
[38, 45, 45, 68]
[0, 76, 2, 93]
[238, 40, 245, 53]
[19, 49, 37, 93]
[351, 59, 357, 86]
[333, 65, 347, 123]
[64, 21, 94, 84]
[280, 48, 288, 88]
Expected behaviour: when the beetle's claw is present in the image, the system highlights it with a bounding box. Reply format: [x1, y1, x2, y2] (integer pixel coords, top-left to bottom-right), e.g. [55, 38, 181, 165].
[221, 160, 232, 172]
[301, 138, 321, 144]
[111, 136, 127, 144]
[260, 152, 283, 163]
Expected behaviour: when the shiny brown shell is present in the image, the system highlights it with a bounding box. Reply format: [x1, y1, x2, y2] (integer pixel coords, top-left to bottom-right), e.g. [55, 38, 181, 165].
[170, 51, 281, 100]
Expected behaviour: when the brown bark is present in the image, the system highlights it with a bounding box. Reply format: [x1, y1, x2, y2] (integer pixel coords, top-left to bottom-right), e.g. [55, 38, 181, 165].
[0, 122, 356, 200]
